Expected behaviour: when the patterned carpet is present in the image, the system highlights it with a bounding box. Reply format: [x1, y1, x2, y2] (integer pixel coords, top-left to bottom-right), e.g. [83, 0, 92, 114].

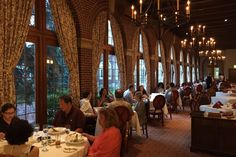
[125, 110, 219, 157]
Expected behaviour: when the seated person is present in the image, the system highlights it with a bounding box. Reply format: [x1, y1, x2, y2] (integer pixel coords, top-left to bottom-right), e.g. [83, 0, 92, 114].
[82, 108, 121, 157]
[0, 119, 39, 157]
[123, 84, 137, 104]
[156, 82, 165, 93]
[52, 95, 85, 133]
[97, 88, 114, 107]
[80, 91, 96, 117]
[0, 103, 19, 139]
[108, 89, 133, 115]
[137, 85, 149, 99]
[134, 91, 147, 126]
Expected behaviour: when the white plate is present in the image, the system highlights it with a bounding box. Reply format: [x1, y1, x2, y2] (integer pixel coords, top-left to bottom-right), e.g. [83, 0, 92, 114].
[65, 133, 84, 145]
[48, 127, 66, 135]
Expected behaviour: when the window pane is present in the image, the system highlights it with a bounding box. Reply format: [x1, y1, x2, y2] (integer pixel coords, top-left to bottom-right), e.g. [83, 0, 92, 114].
[108, 55, 120, 94]
[158, 62, 163, 83]
[158, 42, 161, 57]
[108, 20, 114, 46]
[187, 66, 190, 82]
[15, 42, 36, 124]
[192, 67, 196, 82]
[139, 33, 143, 53]
[29, 5, 35, 26]
[139, 59, 147, 90]
[134, 64, 137, 90]
[180, 65, 184, 85]
[171, 48, 174, 60]
[47, 45, 69, 124]
[197, 67, 199, 80]
[171, 64, 175, 84]
[46, 0, 55, 31]
[97, 54, 104, 94]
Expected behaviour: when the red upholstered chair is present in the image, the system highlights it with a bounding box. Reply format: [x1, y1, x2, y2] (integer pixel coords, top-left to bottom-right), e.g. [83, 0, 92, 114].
[149, 95, 165, 126]
[114, 106, 132, 157]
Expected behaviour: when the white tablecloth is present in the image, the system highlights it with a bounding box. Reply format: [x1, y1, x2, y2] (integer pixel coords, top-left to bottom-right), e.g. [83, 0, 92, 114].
[0, 131, 89, 157]
[94, 107, 141, 136]
[200, 104, 236, 116]
[211, 95, 236, 104]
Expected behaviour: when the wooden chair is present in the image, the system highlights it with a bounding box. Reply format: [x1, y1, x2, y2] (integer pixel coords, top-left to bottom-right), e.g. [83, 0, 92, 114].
[165, 90, 179, 119]
[149, 95, 165, 126]
[114, 106, 132, 157]
[0, 154, 18, 157]
[182, 86, 192, 111]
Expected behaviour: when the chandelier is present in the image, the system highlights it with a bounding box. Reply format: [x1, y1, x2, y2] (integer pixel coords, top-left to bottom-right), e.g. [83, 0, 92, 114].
[181, 24, 226, 64]
[130, 0, 191, 27]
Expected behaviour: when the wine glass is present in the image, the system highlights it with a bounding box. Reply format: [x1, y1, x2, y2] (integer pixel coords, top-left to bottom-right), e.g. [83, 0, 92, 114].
[41, 136, 48, 152]
[65, 124, 71, 134]
[43, 124, 48, 135]
[34, 123, 40, 136]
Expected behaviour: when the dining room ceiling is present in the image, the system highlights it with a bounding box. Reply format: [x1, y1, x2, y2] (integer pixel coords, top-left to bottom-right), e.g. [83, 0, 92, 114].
[126, 0, 236, 50]
[171, 0, 236, 50]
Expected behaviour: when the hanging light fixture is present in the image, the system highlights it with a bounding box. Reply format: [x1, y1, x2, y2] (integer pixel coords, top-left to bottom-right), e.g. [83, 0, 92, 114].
[181, 24, 226, 64]
[130, 0, 191, 27]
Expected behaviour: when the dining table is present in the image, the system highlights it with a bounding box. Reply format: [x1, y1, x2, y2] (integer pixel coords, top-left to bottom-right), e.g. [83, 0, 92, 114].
[0, 129, 90, 157]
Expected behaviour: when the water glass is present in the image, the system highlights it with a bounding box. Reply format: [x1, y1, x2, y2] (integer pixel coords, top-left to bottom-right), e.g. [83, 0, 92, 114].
[34, 123, 40, 136]
[43, 124, 48, 135]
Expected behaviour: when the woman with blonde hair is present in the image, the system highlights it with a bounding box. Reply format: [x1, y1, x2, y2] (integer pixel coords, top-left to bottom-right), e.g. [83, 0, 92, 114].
[82, 108, 121, 157]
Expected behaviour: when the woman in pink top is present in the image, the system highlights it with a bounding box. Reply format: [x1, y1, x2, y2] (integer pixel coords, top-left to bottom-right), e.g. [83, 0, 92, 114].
[82, 108, 121, 157]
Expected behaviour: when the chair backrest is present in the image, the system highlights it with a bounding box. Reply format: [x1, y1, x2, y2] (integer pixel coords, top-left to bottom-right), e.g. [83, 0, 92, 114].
[114, 106, 132, 128]
[198, 93, 211, 105]
[153, 95, 165, 110]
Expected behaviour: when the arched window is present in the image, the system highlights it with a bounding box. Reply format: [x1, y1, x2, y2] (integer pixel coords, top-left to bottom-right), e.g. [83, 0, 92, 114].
[187, 53, 190, 82]
[180, 50, 184, 85]
[192, 56, 195, 82]
[157, 41, 164, 83]
[134, 32, 147, 90]
[170, 47, 175, 84]
[96, 19, 120, 94]
[15, 0, 69, 124]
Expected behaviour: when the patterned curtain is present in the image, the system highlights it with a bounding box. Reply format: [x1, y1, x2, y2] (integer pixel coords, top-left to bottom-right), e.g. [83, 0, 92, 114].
[109, 15, 126, 89]
[141, 30, 151, 93]
[0, 0, 34, 105]
[160, 41, 167, 89]
[91, 12, 107, 100]
[131, 29, 139, 83]
[49, 0, 80, 105]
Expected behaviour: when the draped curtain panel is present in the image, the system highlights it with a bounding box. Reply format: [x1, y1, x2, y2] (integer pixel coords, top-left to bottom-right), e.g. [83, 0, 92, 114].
[141, 30, 151, 93]
[91, 11, 107, 100]
[131, 29, 139, 84]
[110, 15, 127, 89]
[49, 0, 80, 105]
[0, 0, 34, 105]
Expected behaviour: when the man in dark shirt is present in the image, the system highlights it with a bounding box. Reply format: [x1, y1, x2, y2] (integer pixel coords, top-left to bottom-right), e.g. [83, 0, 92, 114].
[52, 95, 85, 133]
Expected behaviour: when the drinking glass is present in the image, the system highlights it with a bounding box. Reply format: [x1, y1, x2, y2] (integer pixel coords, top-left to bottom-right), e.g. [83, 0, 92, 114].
[65, 124, 71, 134]
[34, 123, 40, 136]
[41, 136, 48, 152]
[43, 124, 48, 135]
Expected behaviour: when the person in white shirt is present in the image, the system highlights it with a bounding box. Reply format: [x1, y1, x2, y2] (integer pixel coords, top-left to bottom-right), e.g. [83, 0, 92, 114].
[123, 84, 137, 104]
[80, 91, 95, 116]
